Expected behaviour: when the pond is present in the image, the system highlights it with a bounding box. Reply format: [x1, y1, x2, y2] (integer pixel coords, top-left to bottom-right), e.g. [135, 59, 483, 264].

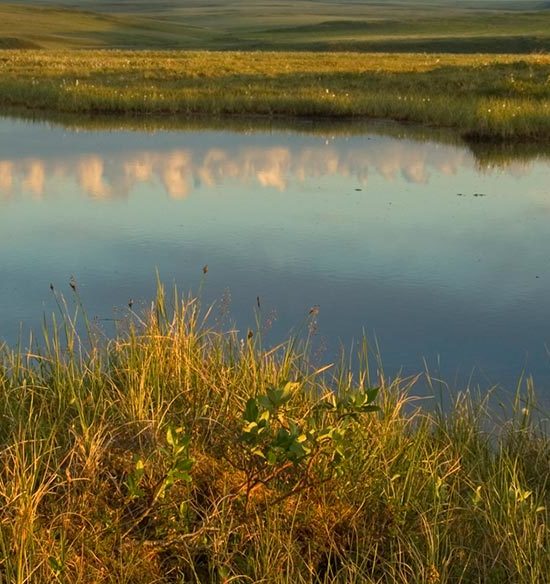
[1, 114, 549, 396]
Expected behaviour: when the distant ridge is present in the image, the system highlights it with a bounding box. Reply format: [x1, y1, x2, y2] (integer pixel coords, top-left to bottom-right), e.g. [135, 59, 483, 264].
[1, 0, 550, 52]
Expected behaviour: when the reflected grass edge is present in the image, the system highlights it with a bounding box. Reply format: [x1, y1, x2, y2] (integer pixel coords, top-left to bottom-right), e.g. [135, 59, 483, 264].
[5, 105, 550, 170]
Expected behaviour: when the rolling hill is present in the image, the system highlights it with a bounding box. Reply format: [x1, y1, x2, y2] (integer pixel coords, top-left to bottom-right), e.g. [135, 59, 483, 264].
[1, 0, 549, 51]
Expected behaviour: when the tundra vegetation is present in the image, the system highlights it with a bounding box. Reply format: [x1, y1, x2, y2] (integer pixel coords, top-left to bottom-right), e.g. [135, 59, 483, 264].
[0, 3, 549, 582]
[0, 287, 548, 583]
[0, 1, 549, 140]
[0, 50, 549, 140]
[2, 1, 550, 53]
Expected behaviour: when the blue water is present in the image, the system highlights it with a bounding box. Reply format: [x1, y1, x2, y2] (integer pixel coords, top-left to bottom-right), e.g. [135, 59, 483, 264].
[1, 116, 550, 396]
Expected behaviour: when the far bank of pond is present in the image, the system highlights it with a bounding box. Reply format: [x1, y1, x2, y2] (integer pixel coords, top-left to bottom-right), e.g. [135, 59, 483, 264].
[0, 50, 549, 140]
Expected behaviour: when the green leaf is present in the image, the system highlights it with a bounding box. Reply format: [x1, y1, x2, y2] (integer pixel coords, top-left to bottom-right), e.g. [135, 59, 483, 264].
[288, 443, 306, 459]
[173, 445, 186, 457]
[266, 386, 284, 408]
[366, 387, 380, 403]
[353, 393, 367, 408]
[266, 449, 278, 465]
[175, 459, 194, 472]
[169, 469, 192, 482]
[243, 398, 259, 422]
[258, 395, 273, 410]
[273, 428, 291, 448]
[340, 412, 360, 421]
[126, 458, 146, 499]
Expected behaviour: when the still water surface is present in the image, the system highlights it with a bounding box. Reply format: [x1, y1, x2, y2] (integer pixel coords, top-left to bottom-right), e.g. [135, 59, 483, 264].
[1, 115, 550, 393]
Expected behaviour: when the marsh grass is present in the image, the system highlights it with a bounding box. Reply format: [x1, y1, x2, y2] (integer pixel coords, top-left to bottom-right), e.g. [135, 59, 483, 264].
[0, 284, 548, 583]
[0, 51, 549, 140]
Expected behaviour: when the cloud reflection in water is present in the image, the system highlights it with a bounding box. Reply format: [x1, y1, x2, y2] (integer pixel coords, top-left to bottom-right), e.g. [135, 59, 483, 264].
[0, 137, 534, 202]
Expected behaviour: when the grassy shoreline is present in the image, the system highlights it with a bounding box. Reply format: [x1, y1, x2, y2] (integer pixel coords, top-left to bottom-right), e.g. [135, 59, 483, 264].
[0, 288, 548, 583]
[1, 50, 549, 140]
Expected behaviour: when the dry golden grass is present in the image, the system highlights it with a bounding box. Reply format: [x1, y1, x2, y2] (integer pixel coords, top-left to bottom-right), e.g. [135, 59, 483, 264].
[0, 50, 549, 140]
[0, 286, 548, 582]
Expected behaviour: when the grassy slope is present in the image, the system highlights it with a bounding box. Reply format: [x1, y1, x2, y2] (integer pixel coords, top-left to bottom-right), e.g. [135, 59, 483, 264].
[0, 4, 224, 49]
[0, 289, 548, 583]
[1, 1, 550, 51]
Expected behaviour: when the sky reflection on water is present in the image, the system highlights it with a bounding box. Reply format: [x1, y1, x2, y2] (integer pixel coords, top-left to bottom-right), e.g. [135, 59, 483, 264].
[1, 116, 550, 395]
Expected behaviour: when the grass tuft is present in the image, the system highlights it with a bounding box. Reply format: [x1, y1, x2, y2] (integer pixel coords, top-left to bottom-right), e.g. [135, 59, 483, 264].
[0, 285, 548, 582]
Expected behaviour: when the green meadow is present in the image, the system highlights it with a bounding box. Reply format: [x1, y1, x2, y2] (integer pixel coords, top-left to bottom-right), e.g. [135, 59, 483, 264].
[2, 1, 550, 52]
[0, 50, 548, 140]
[0, 1, 548, 139]
[0, 288, 548, 583]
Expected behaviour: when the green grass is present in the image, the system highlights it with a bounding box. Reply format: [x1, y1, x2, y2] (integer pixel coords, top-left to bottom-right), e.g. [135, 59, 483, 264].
[3, 1, 550, 52]
[0, 4, 219, 50]
[1, 2, 549, 140]
[0, 284, 548, 583]
[0, 50, 549, 140]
